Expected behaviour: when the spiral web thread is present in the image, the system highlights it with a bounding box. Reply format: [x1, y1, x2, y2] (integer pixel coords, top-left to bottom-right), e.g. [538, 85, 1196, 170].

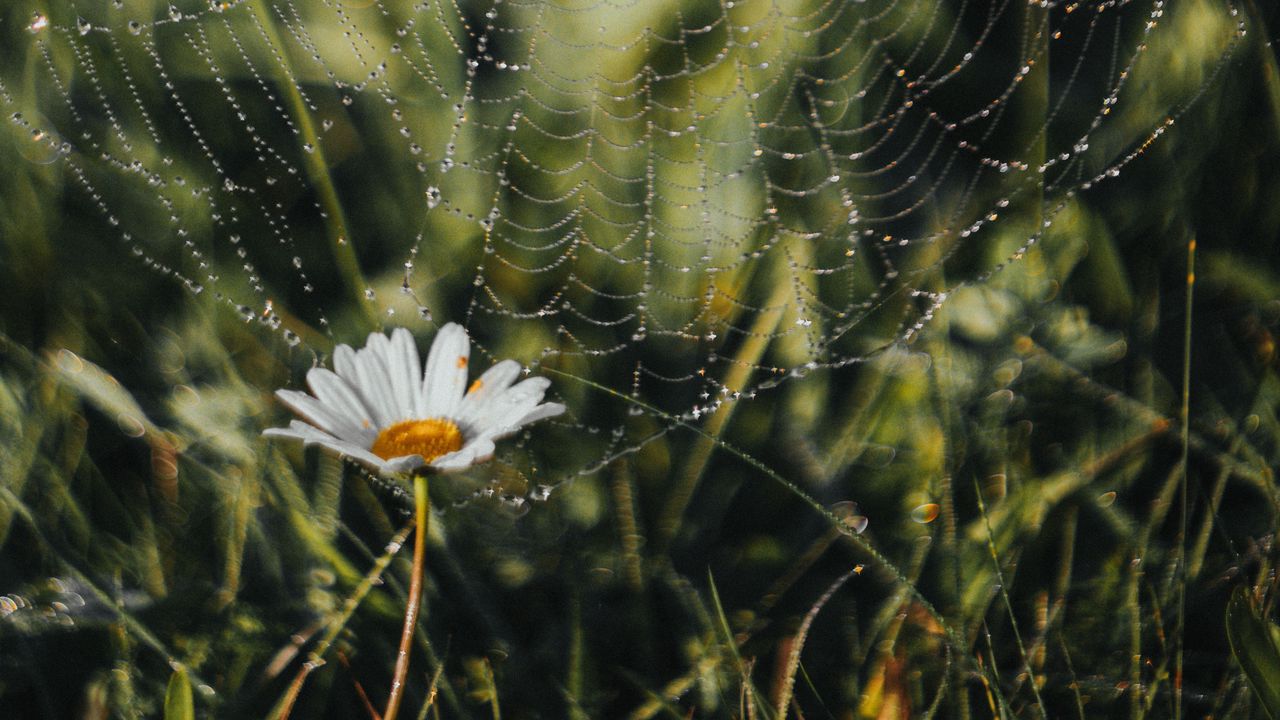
[3, 0, 1245, 491]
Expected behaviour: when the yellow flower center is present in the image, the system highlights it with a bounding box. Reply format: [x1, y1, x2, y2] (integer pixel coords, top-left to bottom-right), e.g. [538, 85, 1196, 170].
[371, 418, 463, 462]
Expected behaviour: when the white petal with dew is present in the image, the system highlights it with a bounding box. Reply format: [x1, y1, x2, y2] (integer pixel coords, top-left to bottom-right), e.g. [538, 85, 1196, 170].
[333, 343, 359, 384]
[387, 328, 422, 419]
[420, 323, 470, 418]
[466, 437, 497, 464]
[455, 359, 522, 428]
[368, 331, 406, 420]
[275, 389, 366, 443]
[476, 377, 550, 433]
[306, 368, 377, 444]
[263, 419, 335, 443]
[381, 454, 427, 475]
[430, 437, 492, 472]
[354, 339, 397, 426]
[515, 402, 565, 428]
[265, 421, 391, 472]
[333, 343, 382, 427]
[473, 400, 564, 443]
[309, 438, 389, 470]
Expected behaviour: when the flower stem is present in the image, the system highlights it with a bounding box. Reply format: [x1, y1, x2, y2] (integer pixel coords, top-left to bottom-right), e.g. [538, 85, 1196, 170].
[384, 474, 429, 720]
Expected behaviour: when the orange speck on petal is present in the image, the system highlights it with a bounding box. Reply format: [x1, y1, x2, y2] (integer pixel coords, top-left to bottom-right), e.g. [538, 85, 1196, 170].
[468, 378, 484, 394]
[456, 355, 468, 368]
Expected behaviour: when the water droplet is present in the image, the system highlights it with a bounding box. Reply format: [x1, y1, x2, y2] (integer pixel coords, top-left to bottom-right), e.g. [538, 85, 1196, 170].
[860, 444, 896, 468]
[56, 349, 85, 374]
[980, 474, 1006, 502]
[1096, 491, 1117, 508]
[77, 17, 92, 35]
[169, 5, 182, 21]
[911, 503, 940, 524]
[117, 414, 147, 438]
[128, 20, 142, 35]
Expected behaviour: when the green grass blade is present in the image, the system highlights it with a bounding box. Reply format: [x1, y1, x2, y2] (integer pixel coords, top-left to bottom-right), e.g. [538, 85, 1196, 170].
[163, 667, 195, 720]
[1226, 587, 1280, 719]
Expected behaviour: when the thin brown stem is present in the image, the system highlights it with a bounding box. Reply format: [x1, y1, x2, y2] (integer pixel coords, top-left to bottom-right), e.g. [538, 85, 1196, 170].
[384, 474, 430, 720]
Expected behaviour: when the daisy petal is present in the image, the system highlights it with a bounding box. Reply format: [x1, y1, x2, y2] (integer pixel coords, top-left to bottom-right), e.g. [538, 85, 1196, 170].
[263, 419, 338, 443]
[372, 329, 411, 420]
[335, 342, 389, 430]
[431, 436, 496, 472]
[420, 323, 470, 418]
[308, 438, 387, 469]
[465, 437, 496, 464]
[430, 438, 490, 473]
[307, 368, 376, 444]
[353, 338, 397, 426]
[266, 421, 392, 474]
[333, 343, 359, 384]
[474, 402, 565, 443]
[455, 359, 523, 429]
[476, 377, 551, 430]
[275, 389, 365, 442]
[515, 402, 565, 428]
[387, 328, 422, 419]
[381, 454, 427, 475]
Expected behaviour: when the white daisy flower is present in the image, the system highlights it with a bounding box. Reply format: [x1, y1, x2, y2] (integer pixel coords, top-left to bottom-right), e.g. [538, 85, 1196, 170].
[264, 323, 565, 475]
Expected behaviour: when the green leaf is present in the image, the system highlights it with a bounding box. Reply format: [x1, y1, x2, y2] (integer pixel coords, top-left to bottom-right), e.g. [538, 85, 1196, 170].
[164, 667, 195, 720]
[1226, 586, 1280, 719]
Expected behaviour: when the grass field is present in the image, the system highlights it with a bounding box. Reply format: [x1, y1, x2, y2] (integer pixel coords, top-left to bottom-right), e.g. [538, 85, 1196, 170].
[2, 0, 1280, 718]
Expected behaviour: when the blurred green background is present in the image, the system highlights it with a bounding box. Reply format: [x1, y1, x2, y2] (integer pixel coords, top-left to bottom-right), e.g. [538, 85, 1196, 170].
[2, 0, 1280, 717]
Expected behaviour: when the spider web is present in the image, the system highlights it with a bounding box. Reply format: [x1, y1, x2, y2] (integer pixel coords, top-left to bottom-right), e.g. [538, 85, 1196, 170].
[2, 0, 1243, 489]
